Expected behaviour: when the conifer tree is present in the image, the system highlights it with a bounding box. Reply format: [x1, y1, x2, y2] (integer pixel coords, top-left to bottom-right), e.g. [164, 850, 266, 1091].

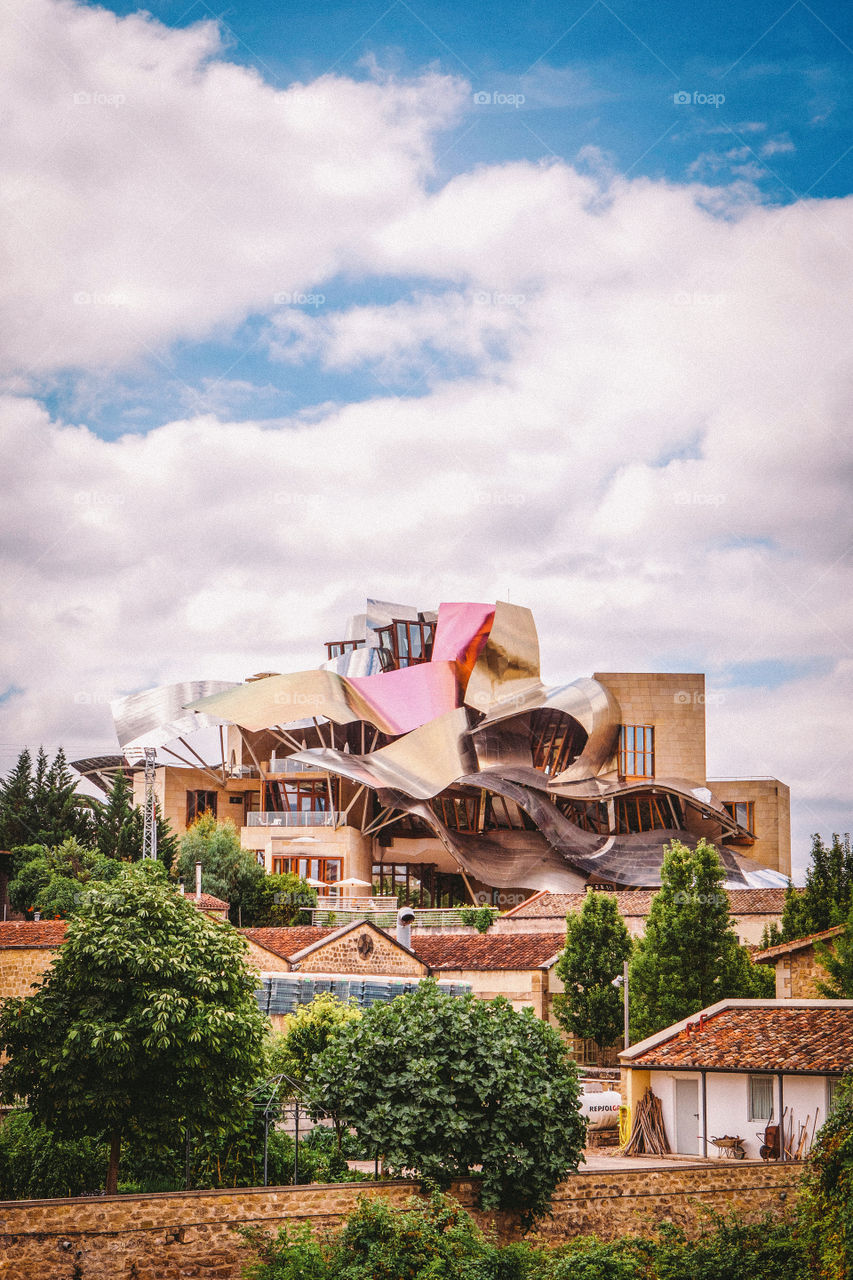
[0, 748, 35, 850]
[553, 892, 632, 1054]
[815, 902, 853, 999]
[629, 838, 773, 1041]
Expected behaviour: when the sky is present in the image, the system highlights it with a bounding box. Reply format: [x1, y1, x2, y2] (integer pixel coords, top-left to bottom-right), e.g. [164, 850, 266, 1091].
[1, 0, 852, 879]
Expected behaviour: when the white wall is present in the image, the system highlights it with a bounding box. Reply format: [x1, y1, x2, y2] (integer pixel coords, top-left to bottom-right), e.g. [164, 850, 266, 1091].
[652, 1070, 831, 1160]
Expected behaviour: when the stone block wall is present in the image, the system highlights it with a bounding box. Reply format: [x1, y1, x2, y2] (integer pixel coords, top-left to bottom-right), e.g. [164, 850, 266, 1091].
[0, 1162, 803, 1280]
[0, 947, 54, 1002]
[295, 925, 427, 976]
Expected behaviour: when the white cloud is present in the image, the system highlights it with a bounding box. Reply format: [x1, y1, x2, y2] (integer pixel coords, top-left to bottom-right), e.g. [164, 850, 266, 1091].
[1, 1, 851, 881]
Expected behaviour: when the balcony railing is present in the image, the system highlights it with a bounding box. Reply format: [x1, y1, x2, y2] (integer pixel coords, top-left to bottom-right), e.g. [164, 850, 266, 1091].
[246, 811, 338, 828]
[309, 906, 476, 928]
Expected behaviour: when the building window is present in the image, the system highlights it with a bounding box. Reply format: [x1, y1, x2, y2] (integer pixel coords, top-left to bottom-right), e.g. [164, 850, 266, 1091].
[376, 619, 435, 668]
[828, 1077, 841, 1114]
[748, 1074, 774, 1122]
[325, 638, 365, 660]
[271, 856, 342, 887]
[724, 801, 755, 834]
[619, 725, 655, 778]
[187, 790, 218, 825]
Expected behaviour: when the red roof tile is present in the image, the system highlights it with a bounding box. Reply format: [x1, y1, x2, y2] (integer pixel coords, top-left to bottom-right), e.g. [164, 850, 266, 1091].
[754, 925, 843, 963]
[0, 920, 68, 948]
[503, 888, 792, 919]
[242, 926, 566, 971]
[626, 1003, 853, 1073]
[191, 893, 230, 910]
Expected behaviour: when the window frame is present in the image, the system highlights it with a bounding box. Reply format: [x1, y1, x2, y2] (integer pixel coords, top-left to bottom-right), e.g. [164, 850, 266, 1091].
[186, 789, 218, 825]
[618, 724, 655, 779]
[748, 1073, 774, 1122]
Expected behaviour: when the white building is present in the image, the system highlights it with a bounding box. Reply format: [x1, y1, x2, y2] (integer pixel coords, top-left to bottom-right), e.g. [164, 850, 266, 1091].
[620, 999, 852, 1160]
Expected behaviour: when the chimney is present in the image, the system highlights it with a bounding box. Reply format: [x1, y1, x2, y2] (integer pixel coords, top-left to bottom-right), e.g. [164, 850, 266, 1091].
[178, 882, 185, 896]
[195, 862, 202, 902]
[396, 906, 416, 950]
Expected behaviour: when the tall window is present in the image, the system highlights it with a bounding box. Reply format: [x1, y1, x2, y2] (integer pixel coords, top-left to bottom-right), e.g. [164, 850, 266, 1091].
[828, 1077, 841, 1114]
[187, 790, 218, 825]
[325, 638, 365, 659]
[376, 619, 435, 668]
[271, 856, 341, 886]
[748, 1074, 774, 1122]
[724, 801, 755, 834]
[619, 725, 655, 778]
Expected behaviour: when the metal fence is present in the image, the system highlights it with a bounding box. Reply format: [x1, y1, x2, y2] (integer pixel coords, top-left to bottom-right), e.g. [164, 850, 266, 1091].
[255, 974, 471, 1016]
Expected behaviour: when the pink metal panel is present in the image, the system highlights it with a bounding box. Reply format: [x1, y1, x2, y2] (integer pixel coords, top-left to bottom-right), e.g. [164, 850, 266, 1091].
[431, 601, 495, 685]
[346, 659, 459, 736]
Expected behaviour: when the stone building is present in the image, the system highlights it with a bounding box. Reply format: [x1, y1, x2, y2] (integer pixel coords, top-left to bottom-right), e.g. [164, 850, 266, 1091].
[754, 926, 843, 998]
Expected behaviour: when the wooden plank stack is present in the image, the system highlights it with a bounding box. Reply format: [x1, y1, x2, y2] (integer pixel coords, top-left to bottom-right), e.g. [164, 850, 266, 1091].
[623, 1087, 671, 1156]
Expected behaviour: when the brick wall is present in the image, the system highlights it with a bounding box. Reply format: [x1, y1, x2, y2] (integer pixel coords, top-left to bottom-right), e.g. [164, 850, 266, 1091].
[0, 947, 54, 1002]
[0, 1162, 803, 1280]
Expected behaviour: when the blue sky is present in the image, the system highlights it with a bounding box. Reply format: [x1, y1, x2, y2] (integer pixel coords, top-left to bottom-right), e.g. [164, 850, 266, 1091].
[1, 0, 851, 877]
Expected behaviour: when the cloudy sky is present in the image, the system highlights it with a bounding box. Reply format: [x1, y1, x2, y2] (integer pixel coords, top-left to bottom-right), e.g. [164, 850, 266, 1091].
[2, 0, 852, 877]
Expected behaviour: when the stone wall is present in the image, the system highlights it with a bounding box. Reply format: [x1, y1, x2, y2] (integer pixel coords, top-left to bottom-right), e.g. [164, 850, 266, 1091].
[772, 943, 835, 999]
[0, 1162, 803, 1280]
[295, 924, 427, 976]
[0, 947, 54, 1002]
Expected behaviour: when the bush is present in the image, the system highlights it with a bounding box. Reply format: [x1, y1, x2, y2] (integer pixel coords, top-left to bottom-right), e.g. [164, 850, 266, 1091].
[799, 1071, 853, 1280]
[0, 1110, 105, 1199]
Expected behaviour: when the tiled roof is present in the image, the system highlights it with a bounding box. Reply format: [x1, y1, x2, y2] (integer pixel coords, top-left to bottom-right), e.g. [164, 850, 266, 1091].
[242, 927, 565, 971]
[754, 925, 844, 963]
[191, 893, 230, 910]
[503, 888, 792, 919]
[0, 920, 68, 948]
[410, 933, 566, 971]
[625, 1003, 853, 1073]
[242, 927, 335, 958]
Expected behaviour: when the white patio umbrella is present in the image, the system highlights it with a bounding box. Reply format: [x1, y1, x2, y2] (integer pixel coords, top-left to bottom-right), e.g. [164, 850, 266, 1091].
[305, 877, 329, 888]
[336, 877, 373, 889]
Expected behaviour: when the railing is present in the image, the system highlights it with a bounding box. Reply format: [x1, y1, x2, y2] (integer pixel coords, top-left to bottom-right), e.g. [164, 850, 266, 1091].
[245, 811, 338, 828]
[315, 896, 398, 911]
[267, 757, 324, 774]
[309, 906, 474, 928]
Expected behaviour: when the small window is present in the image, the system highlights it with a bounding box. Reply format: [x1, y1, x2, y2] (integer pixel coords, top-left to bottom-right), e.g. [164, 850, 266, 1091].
[187, 789, 218, 825]
[828, 1077, 841, 1114]
[724, 801, 755, 834]
[619, 725, 655, 778]
[748, 1074, 774, 1122]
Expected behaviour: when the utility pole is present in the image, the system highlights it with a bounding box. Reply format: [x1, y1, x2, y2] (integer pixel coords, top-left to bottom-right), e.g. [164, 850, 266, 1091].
[141, 747, 158, 860]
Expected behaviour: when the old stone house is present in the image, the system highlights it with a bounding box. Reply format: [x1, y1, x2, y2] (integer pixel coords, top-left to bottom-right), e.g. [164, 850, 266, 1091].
[754, 926, 843, 998]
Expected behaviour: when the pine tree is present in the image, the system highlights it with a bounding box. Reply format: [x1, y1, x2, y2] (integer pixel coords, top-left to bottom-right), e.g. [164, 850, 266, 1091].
[780, 833, 853, 941]
[95, 771, 178, 871]
[553, 892, 632, 1055]
[815, 903, 853, 999]
[629, 838, 773, 1042]
[0, 749, 35, 849]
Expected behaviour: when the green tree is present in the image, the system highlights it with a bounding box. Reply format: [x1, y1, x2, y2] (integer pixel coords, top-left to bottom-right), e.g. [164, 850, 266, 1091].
[310, 982, 585, 1220]
[799, 1072, 853, 1280]
[94, 769, 178, 870]
[815, 902, 853, 998]
[779, 834, 853, 942]
[250, 872, 318, 927]
[268, 994, 361, 1146]
[0, 747, 95, 857]
[176, 812, 266, 925]
[553, 892, 632, 1056]
[8, 838, 123, 918]
[629, 839, 773, 1042]
[0, 861, 266, 1194]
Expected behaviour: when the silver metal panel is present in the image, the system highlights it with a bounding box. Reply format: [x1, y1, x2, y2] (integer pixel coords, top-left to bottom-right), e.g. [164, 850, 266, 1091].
[111, 680, 239, 750]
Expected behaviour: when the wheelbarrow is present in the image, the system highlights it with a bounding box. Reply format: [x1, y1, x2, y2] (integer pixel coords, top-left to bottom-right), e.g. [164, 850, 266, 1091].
[710, 1134, 746, 1159]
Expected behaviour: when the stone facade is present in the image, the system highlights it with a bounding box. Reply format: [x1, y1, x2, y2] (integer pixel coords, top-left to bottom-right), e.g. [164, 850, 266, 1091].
[293, 923, 428, 977]
[594, 672, 707, 784]
[769, 940, 836, 999]
[0, 946, 55, 1002]
[0, 1163, 802, 1279]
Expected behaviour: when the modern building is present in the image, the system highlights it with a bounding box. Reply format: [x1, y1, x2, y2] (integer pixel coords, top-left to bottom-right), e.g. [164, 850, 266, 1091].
[74, 597, 791, 903]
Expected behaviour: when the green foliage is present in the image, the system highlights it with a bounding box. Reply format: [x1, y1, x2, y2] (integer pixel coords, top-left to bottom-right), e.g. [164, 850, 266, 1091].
[780, 834, 853, 941]
[554, 893, 632, 1052]
[241, 1196, 806, 1280]
[95, 769, 178, 871]
[0, 861, 266, 1193]
[459, 905, 499, 932]
[0, 1110, 105, 1199]
[815, 902, 853, 997]
[177, 813, 266, 925]
[250, 872, 318, 927]
[268, 994, 362, 1089]
[629, 839, 772, 1042]
[0, 747, 96, 857]
[799, 1072, 853, 1280]
[8, 838, 123, 917]
[309, 982, 585, 1220]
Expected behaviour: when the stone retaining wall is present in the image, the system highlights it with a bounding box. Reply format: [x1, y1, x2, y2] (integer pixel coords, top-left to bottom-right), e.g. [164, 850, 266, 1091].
[0, 1161, 803, 1280]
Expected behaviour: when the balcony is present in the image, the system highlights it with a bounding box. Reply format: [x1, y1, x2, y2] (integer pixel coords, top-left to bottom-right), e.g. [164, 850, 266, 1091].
[267, 756, 324, 774]
[245, 811, 338, 828]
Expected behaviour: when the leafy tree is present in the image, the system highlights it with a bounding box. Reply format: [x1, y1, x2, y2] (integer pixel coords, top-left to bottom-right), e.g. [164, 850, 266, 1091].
[815, 902, 853, 998]
[7, 838, 123, 918]
[458, 905, 499, 933]
[779, 834, 853, 942]
[0, 1110, 106, 1200]
[629, 839, 773, 1042]
[268, 994, 361, 1145]
[310, 981, 585, 1220]
[799, 1072, 853, 1280]
[553, 892, 632, 1055]
[250, 871, 318, 927]
[176, 812, 266, 924]
[0, 861, 266, 1193]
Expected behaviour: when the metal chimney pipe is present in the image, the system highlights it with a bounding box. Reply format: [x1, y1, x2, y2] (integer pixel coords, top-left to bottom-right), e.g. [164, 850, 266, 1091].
[195, 861, 202, 902]
[396, 906, 416, 950]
